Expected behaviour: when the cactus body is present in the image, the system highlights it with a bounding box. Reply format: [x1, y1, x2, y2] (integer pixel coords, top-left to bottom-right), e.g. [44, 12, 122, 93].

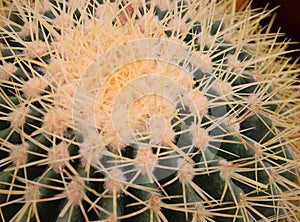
[0, 0, 299, 221]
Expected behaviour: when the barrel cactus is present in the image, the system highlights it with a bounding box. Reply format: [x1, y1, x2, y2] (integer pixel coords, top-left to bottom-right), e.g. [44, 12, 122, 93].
[0, 0, 299, 221]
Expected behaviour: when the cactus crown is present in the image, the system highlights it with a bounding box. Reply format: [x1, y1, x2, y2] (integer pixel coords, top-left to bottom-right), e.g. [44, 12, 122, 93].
[0, 0, 299, 221]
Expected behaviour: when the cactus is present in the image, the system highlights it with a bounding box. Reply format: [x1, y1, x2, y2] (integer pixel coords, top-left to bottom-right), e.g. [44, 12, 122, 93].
[0, 0, 299, 221]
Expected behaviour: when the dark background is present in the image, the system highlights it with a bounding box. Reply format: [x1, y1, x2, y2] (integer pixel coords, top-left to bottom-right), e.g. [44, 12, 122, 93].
[251, 0, 300, 61]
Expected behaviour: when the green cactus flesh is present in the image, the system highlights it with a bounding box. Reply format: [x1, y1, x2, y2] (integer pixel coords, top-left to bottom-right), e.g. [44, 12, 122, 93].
[0, 0, 299, 221]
